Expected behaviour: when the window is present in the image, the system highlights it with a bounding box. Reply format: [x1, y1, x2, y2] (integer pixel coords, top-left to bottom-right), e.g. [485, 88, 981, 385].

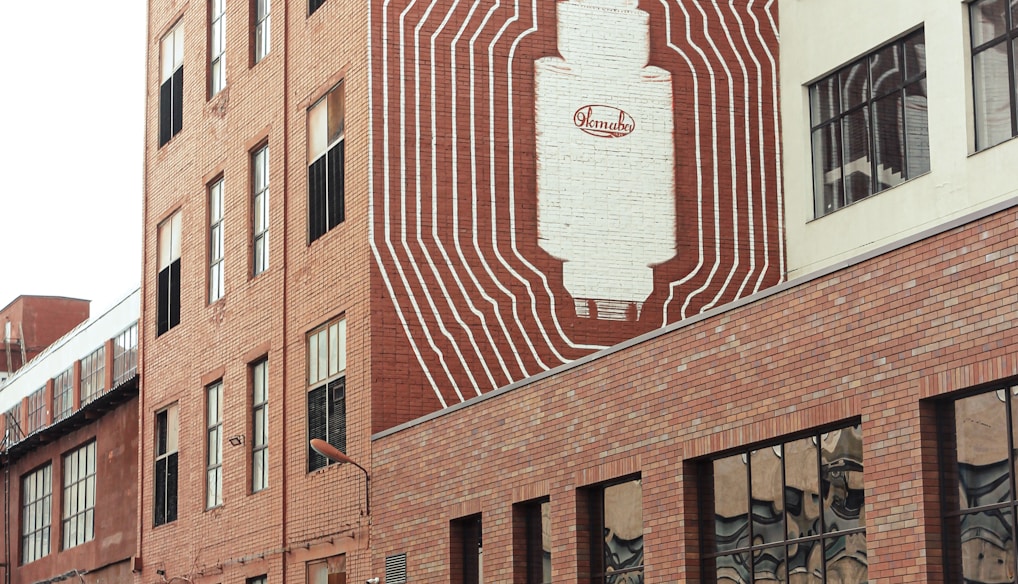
[308, 0, 326, 16]
[451, 514, 482, 584]
[209, 178, 225, 302]
[810, 29, 928, 217]
[22, 464, 52, 563]
[971, 0, 1018, 149]
[206, 381, 223, 508]
[154, 404, 179, 526]
[248, 576, 267, 584]
[113, 323, 138, 386]
[159, 22, 184, 146]
[253, 145, 270, 275]
[307, 317, 346, 472]
[938, 384, 1018, 582]
[515, 498, 551, 584]
[584, 478, 643, 584]
[80, 346, 105, 404]
[157, 211, 182, 336]
[308, 555, 346, 584]
[62, 441, 96, 549]
[702, 424, 865, 583]
[252, 360, 268, 492]
[253, 0, 270, 63]
[307, 82, 345, 243]
[26, 386, 47, 435]
[54, 368, 73, 422]
[209, 0, 226, 96]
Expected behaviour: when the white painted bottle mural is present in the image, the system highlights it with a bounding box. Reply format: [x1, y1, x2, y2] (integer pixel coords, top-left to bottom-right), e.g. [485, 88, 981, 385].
[535, 0, 676, 321]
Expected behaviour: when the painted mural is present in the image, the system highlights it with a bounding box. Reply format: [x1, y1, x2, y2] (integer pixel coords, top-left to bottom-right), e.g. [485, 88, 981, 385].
[370, 0, 782, 406]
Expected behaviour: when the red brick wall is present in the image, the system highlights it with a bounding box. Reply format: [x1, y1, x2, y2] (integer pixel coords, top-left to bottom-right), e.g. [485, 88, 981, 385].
[369, 205, 1018, 582]
[1, 397, 138, 584]
[0, 296, 90, 373]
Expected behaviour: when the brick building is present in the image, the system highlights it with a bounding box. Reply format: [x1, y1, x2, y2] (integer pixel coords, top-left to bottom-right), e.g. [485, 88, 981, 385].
[0, 291, 139, 584]
[137, 0, 1018, 584]
[1, 297, 91, 385]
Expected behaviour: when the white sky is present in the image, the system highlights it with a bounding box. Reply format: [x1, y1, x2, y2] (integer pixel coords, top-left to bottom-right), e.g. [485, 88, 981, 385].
[0, 2, 148, 316]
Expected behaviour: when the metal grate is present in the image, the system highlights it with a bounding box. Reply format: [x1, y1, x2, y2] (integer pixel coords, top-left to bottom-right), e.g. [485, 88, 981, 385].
[384, 553, 407, 584]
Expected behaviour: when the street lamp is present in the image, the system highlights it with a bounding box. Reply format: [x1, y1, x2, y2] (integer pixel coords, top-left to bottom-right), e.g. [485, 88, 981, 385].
[309, 438, 370, 515]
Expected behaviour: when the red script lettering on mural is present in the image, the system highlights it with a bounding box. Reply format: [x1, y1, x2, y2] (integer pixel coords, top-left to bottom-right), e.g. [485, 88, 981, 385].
[573, 105, 635, 138]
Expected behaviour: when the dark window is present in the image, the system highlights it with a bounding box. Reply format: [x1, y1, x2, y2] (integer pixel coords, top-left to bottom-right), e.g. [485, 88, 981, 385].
[515, 498, 551, 584]
[938, 384, 1018, 582]
[308, 0, 326, 16]
[451, 514, 482, 584]
[154, 405, 179, 526]
[159, 24, 184, 147]
[248, 575, 267, 584]
[307, 82, 345, 243]
[971, 0, 1018, 149]
[307, 318, 347, 472]
[701, 424, 866, 583]
[157, 212, 182, 336]
[810, 29, 928, 217]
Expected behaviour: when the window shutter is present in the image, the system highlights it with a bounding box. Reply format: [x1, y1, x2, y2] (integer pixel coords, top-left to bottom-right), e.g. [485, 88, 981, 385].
[169, 258, 181, 330]
[327, 377, 346, 454]
[308, 386, 328, 471]
[327, 140, 345, 230]
[308, 157, 328, 242]
[157, 266, 170, 335]
[159, 78, 173, 146]
[166, 452, 179, 522]
[171, 67, 184, 138]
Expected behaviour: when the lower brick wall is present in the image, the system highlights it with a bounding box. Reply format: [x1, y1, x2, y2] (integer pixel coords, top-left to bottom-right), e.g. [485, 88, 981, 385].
[369, 205, 1018, 582]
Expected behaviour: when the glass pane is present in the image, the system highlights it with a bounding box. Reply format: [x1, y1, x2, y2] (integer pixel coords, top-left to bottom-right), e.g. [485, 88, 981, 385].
[903, 81, 930, 178]
[752, 543, 784, 583]
[869, 44, 902, 97]
[841, 109, 872, 205]
[605, 570, 643, 584]
[328, 84, 346, 145]
[973, 42, 1013, 150]
[956, 391, 1012, 511]
[308, 100, 328, 161]
[813, 124, 843, 216]
[337, 319, 347, 372]
[716, 552, 751, 584]
[960, 509, 1015, 583]
[810, 76, 840, 126]
[161, 32, 175, 81]
[255, 407, 266, 444]
[715, 455, 750, 553]
[173, 25, 184, 69]
[211, 20, 222, 56]
[309, 332, 320, 384]
[751, 447, 784, 546]
[871, 93, 905, 190]
[972, 0, 1009, 46]
[785, 437, 820, 541]
[904, 30, 926, 79]
[329, 322, 340, 377]
[603, 480, 643, 580]
[258, 0, 270, 20]
[825, 531, 868, 584]
[821, 425, 864, 533]
[255, 194, 265, 233]
[840, 59, 870, 111]
[318, 332, 328, 381]
[788, 538, 823, 583]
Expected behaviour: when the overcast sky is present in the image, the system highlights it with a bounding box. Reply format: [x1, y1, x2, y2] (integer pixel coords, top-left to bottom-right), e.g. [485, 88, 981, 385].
[0, 2, 148, 315]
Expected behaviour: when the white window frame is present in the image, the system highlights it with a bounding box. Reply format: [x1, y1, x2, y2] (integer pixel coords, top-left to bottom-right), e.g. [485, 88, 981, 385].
[253, 146, 270, 276]
[22, 464, 52, 563]
[209, 0, 226, 96]
[252, 360, 269, 492]
[62, 441, 96, 549]
[206, 381, 223, 508]
[209, 178, 225, 302]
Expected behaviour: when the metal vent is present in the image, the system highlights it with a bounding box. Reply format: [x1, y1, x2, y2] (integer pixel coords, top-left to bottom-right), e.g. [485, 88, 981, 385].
[385, 553, 407, 584]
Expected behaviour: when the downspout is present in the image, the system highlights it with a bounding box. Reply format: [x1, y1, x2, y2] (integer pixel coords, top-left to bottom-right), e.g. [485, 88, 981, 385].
[4, 442, 11, 584]
[280, 1, 291, 583]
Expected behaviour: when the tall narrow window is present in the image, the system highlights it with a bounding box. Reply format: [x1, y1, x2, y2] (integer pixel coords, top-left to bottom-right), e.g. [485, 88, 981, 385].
[112, 323, 139, 387]
[209, 0, 226, 96]
[252, 360, 269, 492]
[515, 498, 551, 584]
[159, 22, 184, 146]
[307, 82, 345, 243]
[22, 464, 52, 563]
[971, 0, 1018, 149]
[26, 387, 47, 435]
[62, 441, 96, 549]
[703, 425, 866, 583]
[253, 146, 270, 275]
[810, 29, 928, 217]
[80, 346, 105, 404]
[157, 211, 182, 336]
[586, 478, 643, 584]
[451, 514, 482, 584]
[253, 0, 271, 64]
[154, 404, 179, 526]
[307, 317, 346, 472]
[209, 179, 225, 302]
[308, 0, 326, 16]
[54, 368, 73, 422]
[206, 382, 223, 508]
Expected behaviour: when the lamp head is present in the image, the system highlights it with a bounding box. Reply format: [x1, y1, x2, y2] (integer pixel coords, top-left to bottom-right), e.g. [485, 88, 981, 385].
[309, 438, 354, 465]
